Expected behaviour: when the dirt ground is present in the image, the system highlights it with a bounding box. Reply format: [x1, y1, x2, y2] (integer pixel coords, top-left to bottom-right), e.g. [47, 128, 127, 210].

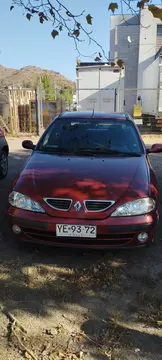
[1, 136, 162, 360]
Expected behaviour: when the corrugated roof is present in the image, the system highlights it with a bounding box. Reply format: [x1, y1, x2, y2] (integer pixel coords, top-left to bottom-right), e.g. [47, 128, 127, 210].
[77, 62, 110, 67]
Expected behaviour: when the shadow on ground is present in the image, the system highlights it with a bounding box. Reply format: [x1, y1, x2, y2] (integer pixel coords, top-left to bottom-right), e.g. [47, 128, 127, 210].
[0, 151, 162, 359]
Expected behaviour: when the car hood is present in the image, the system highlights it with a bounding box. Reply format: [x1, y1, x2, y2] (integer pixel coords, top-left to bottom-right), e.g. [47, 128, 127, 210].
[13, 152, 149, 219]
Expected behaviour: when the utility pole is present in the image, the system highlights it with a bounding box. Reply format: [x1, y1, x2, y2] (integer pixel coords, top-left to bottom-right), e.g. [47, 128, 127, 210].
[35, 87, 41, 136]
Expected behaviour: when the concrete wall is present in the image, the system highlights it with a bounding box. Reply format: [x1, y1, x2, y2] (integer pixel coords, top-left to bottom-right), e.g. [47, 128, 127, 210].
[110, 15, 140, 114]
[137, 7, 162, 90]
[110, 14, 139, 61]
[110, 7, 162, 116]
[158, 59, 162, 112]
[117, 23, 140, 114]
[136, 7, 162, 115]
[141, 57, 159, 115]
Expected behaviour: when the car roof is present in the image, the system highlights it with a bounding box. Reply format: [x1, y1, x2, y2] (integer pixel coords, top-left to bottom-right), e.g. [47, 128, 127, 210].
[58, 111, 131, 120]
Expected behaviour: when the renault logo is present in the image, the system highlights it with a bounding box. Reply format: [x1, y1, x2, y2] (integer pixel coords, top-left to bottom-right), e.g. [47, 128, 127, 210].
[74, 201, 82, 212]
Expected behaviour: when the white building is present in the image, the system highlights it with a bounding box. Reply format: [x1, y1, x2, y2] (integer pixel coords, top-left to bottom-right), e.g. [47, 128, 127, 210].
[76, 62, 124, 113]
[110, 6, 162, 116]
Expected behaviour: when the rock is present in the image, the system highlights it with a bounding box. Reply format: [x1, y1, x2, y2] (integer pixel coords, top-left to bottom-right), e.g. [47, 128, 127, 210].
[45, 329, 53, 335]
[58, 351, 65, 358]
[49, 352, 57, 360]
[42, 343, 51, 355]
[24, 351, 32, 360]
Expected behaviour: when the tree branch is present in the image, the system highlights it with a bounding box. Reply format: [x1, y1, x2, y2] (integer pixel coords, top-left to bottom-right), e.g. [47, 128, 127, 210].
[11, 0, 162, 61]
[11, 0, 108, 61]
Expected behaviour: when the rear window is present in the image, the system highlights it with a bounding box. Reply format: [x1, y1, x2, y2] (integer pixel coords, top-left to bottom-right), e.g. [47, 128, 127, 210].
[38, 118, 143, 155]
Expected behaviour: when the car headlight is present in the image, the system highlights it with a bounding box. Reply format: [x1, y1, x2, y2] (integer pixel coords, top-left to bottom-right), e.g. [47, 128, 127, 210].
[111, 198, 156, 217]
[8, 191, 45, 213]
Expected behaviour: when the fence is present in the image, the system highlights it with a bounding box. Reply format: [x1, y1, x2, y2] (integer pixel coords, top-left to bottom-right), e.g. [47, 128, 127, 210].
[0, 86, 75, 135]
[76, 86, 162, 133]
[1, 85, 162, 136]
[119, 87, 162, 134]
[0, 87, 36, 135]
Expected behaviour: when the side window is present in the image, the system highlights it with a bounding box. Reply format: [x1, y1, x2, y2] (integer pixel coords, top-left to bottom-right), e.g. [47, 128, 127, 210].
[42, 127, 53, 147]
[40, 122, 61, 148]
[124, 124, 142, 152]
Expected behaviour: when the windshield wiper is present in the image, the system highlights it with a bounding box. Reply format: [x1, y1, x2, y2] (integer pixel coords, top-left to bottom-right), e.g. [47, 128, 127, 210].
[73, 149, 97, 157]
[117, 151, 142, 157]
[40, 147, 141, 157]
[40, 147, 98, 156]
[71, 148, 140, 157]
[40, 147, 72, 154]
[92, 148, 142, 157]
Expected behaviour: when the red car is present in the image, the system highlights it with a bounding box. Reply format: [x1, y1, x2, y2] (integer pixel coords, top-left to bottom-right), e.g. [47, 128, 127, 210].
[8, 112, 162, 249]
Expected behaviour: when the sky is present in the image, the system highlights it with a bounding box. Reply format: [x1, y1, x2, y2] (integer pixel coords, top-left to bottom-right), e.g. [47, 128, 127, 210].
[0, 0, 114, 81]
[0, 0, 154, 81]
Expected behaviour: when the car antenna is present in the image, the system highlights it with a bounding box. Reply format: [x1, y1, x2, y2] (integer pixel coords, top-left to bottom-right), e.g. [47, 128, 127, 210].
[92, 101, 95, 117]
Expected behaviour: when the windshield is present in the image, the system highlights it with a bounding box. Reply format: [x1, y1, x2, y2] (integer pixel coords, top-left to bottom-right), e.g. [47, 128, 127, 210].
[38, 118, 143, 156]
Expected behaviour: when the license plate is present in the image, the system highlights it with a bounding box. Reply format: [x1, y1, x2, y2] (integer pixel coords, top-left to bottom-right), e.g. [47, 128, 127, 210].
[56, 224, 96, 238]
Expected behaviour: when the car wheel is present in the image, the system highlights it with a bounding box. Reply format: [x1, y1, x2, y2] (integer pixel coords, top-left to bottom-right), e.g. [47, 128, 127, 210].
[0, 150, 8, 179]
[146, 237, 155, 248]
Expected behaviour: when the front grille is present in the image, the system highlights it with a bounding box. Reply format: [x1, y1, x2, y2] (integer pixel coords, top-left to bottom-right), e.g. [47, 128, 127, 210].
[44, 198, 72, 211]
[85, 200, 114, 212]
[21, 227, 133, 246]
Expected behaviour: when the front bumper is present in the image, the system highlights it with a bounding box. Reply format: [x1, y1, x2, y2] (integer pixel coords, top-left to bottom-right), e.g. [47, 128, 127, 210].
[8, 207, 158, 249]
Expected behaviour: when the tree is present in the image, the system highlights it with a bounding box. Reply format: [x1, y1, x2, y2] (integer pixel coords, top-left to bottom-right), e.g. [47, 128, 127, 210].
[22, 80, 31, 88]
[63, 88, 73, 105]
[11, 0, 162, 61]
[58, 87, 73, 105]
[40, 74, 54, 101]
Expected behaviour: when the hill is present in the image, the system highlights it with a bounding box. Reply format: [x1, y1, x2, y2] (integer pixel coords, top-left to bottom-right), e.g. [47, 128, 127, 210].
[0, 65, 75, 89]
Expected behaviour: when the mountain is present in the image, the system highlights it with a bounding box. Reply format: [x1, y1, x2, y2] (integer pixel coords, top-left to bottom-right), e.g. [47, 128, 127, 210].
[0, 65, 75, 89]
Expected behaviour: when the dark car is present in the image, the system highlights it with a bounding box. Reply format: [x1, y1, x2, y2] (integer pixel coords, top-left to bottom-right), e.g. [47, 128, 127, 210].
[8, 112, 162, 248]
[0, 128, 9, 179]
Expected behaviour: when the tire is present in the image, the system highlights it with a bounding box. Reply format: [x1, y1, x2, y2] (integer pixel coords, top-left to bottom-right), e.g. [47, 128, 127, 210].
[0, 150, 8, 179]
[146, 237, 155, 248]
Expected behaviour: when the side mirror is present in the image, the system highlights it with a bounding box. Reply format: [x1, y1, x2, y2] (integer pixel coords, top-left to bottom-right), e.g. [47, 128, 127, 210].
[147, 144, 162, 154]
[22, 140, 35, 150]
